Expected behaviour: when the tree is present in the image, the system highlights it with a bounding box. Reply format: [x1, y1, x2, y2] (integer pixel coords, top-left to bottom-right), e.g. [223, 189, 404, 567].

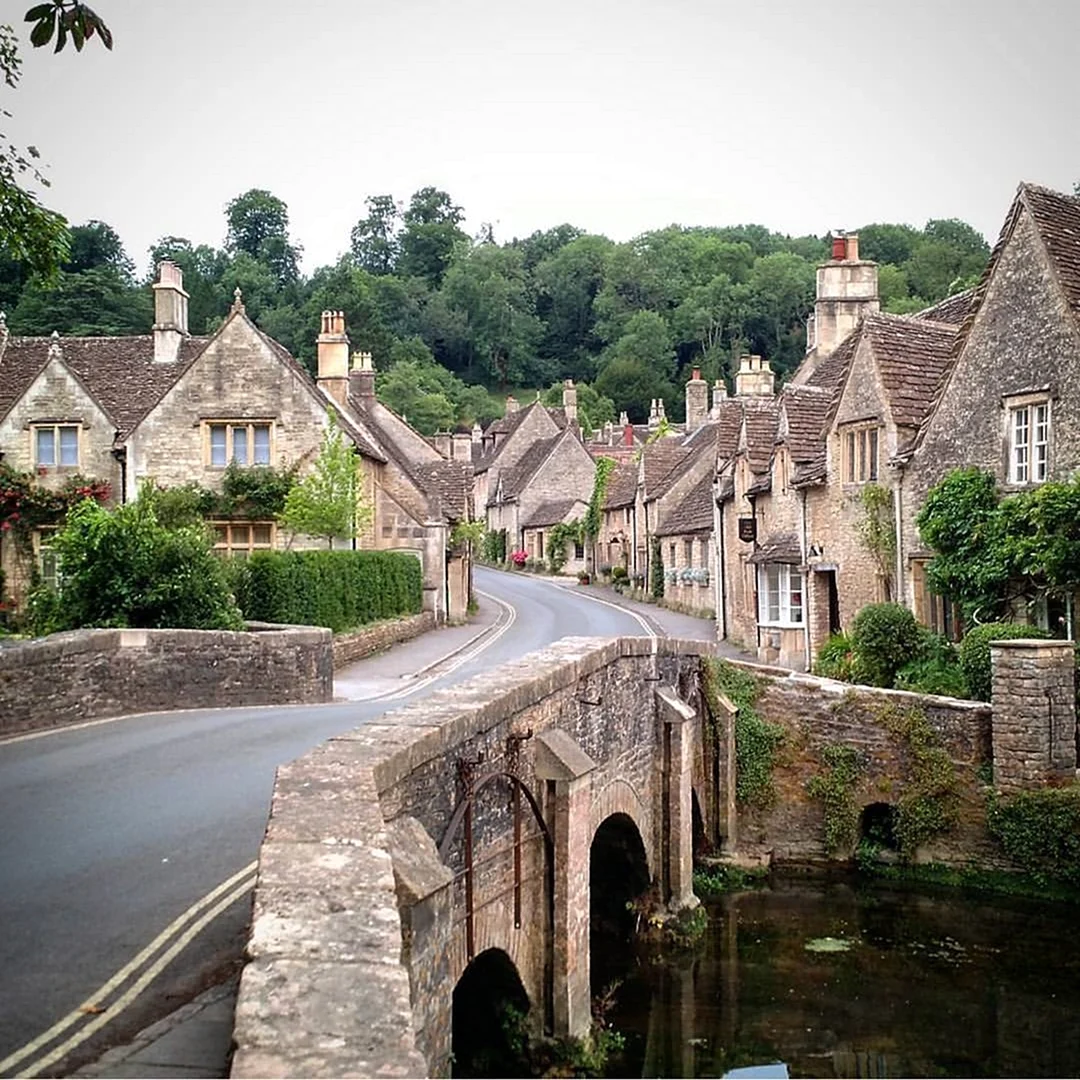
[10, 265, 151, 334]
[397, 187, 468, 287]
[224, 189, 302, 287]
[350, 194, 401, 275]
[148, 236, 228, 333]
[279, 412, 371, 547]
[65, 219, 133, 278]
[595, 356, 674, 424]
[539, 379, 616, 434]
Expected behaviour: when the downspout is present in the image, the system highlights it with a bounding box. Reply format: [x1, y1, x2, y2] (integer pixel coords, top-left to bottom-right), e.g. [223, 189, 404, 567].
[110, 444, 128, 504]
[800, 487, 810, 671]
[748, 493, 761, 653]
[712, 479, 726, 641]
[892, 465, 905, 608]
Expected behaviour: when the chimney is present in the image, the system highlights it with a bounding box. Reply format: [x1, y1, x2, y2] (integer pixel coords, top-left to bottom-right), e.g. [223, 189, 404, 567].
[452, 430, 472, 461]
[735, 355, 775, 397]
[471, 421, 483, 444]
[685, 367, 708, 432]
[505, 395, 520, 416]
[348, 349, 375, 401]
[623, 421, 634, 448]
[648, 398, 659, 429]
[603, 420, 613, 446]
[0, 310, 7, 357]
[152, 260, 189, 364]
[317, 310, 350, 406]
[845, 233, 860, 261]
[562, 379, 578, 424]
[710, 379, 728, 418]
[432, 430, 452, 457]
[657, 398, 667, 423]
[831, 234, 846, 260]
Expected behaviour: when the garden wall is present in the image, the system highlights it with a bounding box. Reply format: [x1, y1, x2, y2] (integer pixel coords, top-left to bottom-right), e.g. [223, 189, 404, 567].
[0, 624, 332, 739]
[332, 612, 435, 667]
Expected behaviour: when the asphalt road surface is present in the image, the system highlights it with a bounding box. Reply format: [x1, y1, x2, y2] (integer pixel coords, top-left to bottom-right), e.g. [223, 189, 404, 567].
[0, 568, 656, 1077]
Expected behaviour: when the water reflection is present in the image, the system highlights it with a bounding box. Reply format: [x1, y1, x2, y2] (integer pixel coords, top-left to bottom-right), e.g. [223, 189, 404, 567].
[604, 876, 1080, 1078]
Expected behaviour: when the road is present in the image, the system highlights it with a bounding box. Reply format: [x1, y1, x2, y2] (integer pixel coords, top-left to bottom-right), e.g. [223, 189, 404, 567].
[0, 569, 670, 1077]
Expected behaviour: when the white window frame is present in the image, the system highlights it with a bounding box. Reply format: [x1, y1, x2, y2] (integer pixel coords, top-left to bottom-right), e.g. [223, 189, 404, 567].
[757, 562, 804, 627]
[33, 423, 80, 468]
[204, 421, 274, 468]
[1008, 398, 1050, 485]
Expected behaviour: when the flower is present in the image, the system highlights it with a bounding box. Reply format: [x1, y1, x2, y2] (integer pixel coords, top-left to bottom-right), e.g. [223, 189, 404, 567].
[510, 549, 528, 566]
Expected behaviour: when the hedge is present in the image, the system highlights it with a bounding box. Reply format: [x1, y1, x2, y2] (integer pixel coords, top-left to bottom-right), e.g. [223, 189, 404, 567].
[229, 549, 423, 632]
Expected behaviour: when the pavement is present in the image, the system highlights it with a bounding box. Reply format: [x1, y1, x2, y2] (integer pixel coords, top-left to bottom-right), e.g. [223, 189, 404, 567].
[64, 576, 746, 1078]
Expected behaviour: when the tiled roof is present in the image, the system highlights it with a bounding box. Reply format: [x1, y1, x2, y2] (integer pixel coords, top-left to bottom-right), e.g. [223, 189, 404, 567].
[747, 533, 802, 564]
[0, 334, 208, 435]
[655, 471, 714, 536]
[743, 399, 779, 473]
[779, 385, 832, 463]
[863, 314, 959, 433]
[416, 460, 472, 521]
[1022, 183, 1080, 328]
[501, 434, 559, 497]
[642, 440, 693, 498]
[602, 461, 638, 510]
[521, 498, 583, 529]
[914, 289, 977, 325]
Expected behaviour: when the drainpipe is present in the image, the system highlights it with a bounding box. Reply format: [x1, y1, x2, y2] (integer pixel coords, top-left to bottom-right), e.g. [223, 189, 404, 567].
[892, 466, 905, 608]
[712, 480, 727, 641]
[800, 487, 810, 672]
[110, 444, 127, 504]
[748, 493, 761, 652]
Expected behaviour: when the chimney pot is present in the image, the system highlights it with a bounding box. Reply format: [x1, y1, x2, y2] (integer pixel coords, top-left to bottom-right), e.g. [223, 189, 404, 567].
[831, 234, 846, 260]
[845, 234, 860, 261]
[623, 422, 634, 448]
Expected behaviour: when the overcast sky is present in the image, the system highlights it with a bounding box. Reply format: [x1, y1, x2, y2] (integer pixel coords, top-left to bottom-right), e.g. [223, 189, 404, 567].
[9, 0, 1079, 275]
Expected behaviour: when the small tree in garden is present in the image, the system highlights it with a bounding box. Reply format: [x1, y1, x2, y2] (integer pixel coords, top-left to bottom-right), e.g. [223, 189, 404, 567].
[279, 410, 372, 547]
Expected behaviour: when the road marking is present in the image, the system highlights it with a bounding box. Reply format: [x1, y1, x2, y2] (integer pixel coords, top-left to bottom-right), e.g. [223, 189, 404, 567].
[546, 581, 659, 640]
[0, 861, 257, 1077]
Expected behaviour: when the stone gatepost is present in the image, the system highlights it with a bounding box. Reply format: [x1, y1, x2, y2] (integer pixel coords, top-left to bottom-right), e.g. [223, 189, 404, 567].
[534, 728, 596, 1040]
[991, 638, 1077, 792]
[656, 687, 698, 910]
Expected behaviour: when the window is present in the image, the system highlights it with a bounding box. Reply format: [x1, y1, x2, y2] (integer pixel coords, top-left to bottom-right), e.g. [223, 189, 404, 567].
[35, 527, 59, 588]
[669, 543, 676, 566]
[684, 539, 694, 567]
[211, 521, 275, 559]
[573, 540, 584, 559]
[205, 422, 273, 467]
[1009, 400, 1049, 484]
[758, 563, 804, 626]
[34, 424, 79, 468]
[842, 425, 879, 483]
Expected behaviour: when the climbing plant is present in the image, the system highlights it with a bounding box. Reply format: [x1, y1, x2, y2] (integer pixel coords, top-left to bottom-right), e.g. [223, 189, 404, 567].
[450, 518, 485, 552]
[583, 456, 617, 540]
[547, 519, 584, 574]
[856, 482, 895, 600]
[0, 464, 110, 552]
[702, 658, 785, 807]
[987, 785, 1080, 887]
[649, 533, 664, 599]
[807, 743, 862, 855]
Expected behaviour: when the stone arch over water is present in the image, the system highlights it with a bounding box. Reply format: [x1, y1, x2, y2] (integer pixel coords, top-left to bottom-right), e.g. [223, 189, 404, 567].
[451, 947, 531, 1077]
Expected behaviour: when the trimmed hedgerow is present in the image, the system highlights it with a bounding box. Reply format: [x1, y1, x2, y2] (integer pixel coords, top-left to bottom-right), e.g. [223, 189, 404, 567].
[231, 549, 422, 632]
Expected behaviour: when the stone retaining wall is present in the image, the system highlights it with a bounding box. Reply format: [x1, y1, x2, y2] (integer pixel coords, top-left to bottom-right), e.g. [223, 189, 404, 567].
[332, 612, 435, 668]
[0, 625, 332, 739]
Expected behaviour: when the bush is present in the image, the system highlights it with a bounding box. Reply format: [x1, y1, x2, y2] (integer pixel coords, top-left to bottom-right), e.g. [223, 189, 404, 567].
[34, 495, 244, 634]
[895, 629, 967, 697]
[813, 632, 858, 681]
[958, 622, 1048, 702]
[235, 549, 422, 632]
[988, 785, 1080, 886]
[610, 565, 628, 582]
[849, 602, 922, 687]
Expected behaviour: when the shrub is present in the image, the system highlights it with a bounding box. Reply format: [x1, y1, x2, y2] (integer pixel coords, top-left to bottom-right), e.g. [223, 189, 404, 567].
[895, 629, 967, 697]
[958, 622, 1048, 702]
[610, 565, 628, 582]
[813, 632, 858, 681]
[236, 549, 422, 632]
[849, 602, 922, 687]
[988, 785, 1080, 886]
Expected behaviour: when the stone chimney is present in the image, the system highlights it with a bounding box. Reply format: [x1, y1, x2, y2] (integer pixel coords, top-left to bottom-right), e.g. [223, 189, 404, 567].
[152, 260, 189, 364]
[602, 420, 613, 446]
[648, 399, 659, 430]
[656, 398, 667, 424]
[453, 430, 472, 461]
[710, 379, 728, 418]
[432, 431, 452, 457]
[685, 367, 708, 432]
[803, 231, 879, 366]
[349, 350, 375, 401]
[317, 311, 350, 406]
[735, 355, 775, 397]
[505, 395, 520, 416]
[562, 379, 578, 424]
[471, 421, 483, 444]
[0, 311, 7, 357]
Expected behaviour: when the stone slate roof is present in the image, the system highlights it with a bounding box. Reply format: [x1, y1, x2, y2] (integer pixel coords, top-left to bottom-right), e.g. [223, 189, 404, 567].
[521, 498, 583, 529]
[416, 460, 472, 521]
[501, 434, 560, 497]
[602, 461, 638, 510]
[656, 471, 713, 537]
[863, 313, 960, 433]
[914, 289, 977, 325]
[743, 399, 780, 474]
[0, 333, 208, 436]
[642, 440, 694, 499]
[1022, 183, 1080, 329]
[747, 533, 802, 564]
[475, 401, 567, 474]
[779, 384, 832, 463]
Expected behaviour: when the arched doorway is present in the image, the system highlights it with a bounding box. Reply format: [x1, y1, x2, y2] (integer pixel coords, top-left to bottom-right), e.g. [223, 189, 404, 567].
[451, 948, 531, 1078]
[590, 812, 651, 994]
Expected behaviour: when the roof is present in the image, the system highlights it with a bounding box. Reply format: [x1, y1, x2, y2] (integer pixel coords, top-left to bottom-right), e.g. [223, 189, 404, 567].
[747, 533, 802, 564]
[475, 400, 563, 474]
[862, 313, 960, 432]
[602, 461, 638, 510]
[0, 333, 208, 436]
[416, 460, 472, 521]
[742, 398, 780, 474]
[779, 384, 832, 463]
[521, 498, 584, 529]
[1022, 183, 1080, 330]
[642, 440, 694, 499]
[914, 289, 977, 325]
[501, 434, 560, 497]
[655, 472, 714, 536]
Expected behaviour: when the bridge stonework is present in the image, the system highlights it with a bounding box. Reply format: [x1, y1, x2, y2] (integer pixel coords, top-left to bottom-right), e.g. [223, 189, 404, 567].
[231, 636, 710, 1079]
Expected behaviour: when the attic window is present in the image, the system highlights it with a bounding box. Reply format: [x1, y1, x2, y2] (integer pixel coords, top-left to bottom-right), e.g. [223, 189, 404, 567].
[205, 422, 273, 468]
[34, 424, 79, 468]
[841, 424, 879, 483]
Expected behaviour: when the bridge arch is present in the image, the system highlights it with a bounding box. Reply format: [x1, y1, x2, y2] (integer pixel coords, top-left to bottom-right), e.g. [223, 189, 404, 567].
[451, 947, 531, 1077]
[590, 777, 654, 879]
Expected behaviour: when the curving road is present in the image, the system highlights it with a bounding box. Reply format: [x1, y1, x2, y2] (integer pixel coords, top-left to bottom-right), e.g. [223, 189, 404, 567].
[0, 569, 659, 1077]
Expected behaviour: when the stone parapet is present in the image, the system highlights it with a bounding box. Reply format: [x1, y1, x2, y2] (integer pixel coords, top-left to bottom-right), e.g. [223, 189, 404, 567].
[332, 612, 435, 668]
[991, 638, 1077, 792]
[0, 625, 332, 739]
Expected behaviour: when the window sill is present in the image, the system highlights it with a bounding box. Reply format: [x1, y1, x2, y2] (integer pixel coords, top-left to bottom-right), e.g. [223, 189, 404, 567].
[757, 621, 804, 630]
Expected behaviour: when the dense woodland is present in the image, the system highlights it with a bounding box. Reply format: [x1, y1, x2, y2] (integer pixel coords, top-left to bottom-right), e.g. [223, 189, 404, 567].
[0, 186, 991, 434]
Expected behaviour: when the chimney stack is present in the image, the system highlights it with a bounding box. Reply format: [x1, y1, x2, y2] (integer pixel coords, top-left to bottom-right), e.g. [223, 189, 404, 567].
[710, 379, 728, 418]
[505, 395, 520, 416]
[562, 379, 578, 424]
[349, 350, 375, 401]
[452, 430, 472, 461]
[317, 310, 350, 406]
[152, 260, 189, 364]
[432, 431, 452, 457]
[735, 355, 775, 397]
[648, 399, 659, 429]
[685, 366, 708, 432]
[471, 421, 483, 444]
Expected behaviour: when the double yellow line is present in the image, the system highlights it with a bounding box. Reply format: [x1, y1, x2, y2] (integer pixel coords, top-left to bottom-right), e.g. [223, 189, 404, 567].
[0, 861, 257, 1079]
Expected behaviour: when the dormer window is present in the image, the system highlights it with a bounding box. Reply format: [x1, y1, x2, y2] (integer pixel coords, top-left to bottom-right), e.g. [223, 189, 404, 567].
[841, 424, 879, 483]
[1008, 398, 1049, 484]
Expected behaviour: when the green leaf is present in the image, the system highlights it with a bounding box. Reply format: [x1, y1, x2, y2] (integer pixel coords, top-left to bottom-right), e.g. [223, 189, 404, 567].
[28, 10, 56, 47]
[24, 3, 56, 20]
[53, 21, 67, 52]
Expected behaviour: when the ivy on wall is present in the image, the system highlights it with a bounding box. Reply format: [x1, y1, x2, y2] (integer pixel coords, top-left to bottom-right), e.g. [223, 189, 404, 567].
[546, 519, 584, 574]
[807, 744, 862, 854]
[583, 456, 617, 541]
[988, 785, 1080, 887]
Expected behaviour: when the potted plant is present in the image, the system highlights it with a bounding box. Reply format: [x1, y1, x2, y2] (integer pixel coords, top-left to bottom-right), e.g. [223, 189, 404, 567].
[577, 569, 590, 585]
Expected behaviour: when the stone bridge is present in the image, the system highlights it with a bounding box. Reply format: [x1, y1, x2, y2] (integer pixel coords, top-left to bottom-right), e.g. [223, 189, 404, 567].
[230, 636, 717, 1078]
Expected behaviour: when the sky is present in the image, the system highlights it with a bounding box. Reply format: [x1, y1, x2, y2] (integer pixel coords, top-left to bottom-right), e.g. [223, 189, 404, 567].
[8, 0, 1080, 276]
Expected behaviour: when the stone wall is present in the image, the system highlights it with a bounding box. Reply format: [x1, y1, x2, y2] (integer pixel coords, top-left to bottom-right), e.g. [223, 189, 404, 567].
[0, 624, 331, 738]
[332, 612, 435, 668]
